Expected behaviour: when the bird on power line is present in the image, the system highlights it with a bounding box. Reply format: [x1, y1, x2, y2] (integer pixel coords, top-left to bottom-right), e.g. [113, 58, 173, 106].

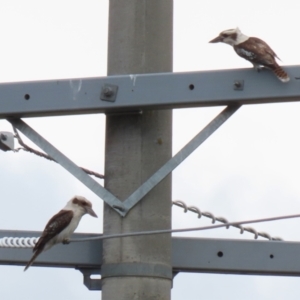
[24, 196, 97, 271]
[209, 27, 290, 82]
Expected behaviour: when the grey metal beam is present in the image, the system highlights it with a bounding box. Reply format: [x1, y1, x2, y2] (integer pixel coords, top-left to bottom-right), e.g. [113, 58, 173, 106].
[0, 230, 101, 269]
[0, 66, 300, 118]
[172, 237, 300, 277]
[2, 231, 300, 277]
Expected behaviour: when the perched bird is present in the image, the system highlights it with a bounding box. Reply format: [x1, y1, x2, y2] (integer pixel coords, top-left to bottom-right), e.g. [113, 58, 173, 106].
[209, 28, 290, 82]
[24, 196, 97, 271]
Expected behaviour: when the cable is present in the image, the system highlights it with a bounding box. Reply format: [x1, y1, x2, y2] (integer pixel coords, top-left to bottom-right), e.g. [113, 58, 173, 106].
[1, 212, 298, 248]
[69, 213, 300, 242]
[4, 128, 285, 240]
[12, 127, 104, 179]
[172, 200, 282, 240]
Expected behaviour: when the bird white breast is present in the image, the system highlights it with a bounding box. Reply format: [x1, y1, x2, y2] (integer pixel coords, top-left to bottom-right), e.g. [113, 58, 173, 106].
[44, 215, 82, 251]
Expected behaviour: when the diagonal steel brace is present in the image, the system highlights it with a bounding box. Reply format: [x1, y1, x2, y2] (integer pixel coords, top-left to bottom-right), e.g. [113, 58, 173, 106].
[7, 118, 126, 215]
[7, 104, 240, 216]
[122, 104, 241, 212]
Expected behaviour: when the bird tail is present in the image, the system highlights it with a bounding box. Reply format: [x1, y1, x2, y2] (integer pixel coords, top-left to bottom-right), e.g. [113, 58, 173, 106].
[272, 65, 290, 82]
[24, 249, 42, 271]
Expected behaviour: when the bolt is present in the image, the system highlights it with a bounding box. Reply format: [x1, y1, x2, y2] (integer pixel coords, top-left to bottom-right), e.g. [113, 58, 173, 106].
[0, 134, 7, 141]
[234, 81, 241, 88]
[103, 86, 113, 97]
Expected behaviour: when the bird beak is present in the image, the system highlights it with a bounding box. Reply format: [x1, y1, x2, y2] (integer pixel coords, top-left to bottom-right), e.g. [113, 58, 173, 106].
[209, 36, 223, 43]
[86, 207, 98, 218]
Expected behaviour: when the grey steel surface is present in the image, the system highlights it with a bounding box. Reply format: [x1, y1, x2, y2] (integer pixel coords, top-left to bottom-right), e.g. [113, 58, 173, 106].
[7, 118, 126, 215]
[172, 237, 300, 277]
[0, 230, 101, 269]
[0, 66, 300, 118]
[122, 104, 240, 211]
[7, 105, 239, 216]
[0, 131, 14, 151]
[2, 231, 300, 277]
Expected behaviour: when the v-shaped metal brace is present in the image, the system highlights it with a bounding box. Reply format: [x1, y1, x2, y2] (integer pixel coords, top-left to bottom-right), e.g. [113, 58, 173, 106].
[7, 104, 241, 217]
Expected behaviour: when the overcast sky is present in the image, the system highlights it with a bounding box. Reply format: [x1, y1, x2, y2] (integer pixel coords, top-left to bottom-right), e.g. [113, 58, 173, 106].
[1, 0, 300, 299]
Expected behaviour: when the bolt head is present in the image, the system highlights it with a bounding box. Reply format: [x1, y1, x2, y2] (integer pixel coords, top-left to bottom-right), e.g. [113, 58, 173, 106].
[234, 81, 241, 88]
[103, 87, 113, 97]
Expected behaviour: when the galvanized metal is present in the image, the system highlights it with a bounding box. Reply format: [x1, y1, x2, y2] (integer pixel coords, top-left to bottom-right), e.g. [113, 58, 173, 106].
[122, 104, 241, 212]
[0, 66, 300, 118]
[0, 131, 14, 151]
[2, 231, 300, 280]
[7, 118, 125, 215]
[79, 268, 102, 291]
[6, 104, 239, 216]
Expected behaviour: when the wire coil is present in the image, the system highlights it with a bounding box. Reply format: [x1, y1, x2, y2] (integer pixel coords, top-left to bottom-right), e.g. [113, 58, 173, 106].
[0, 200, 284, 248]
[172, 200, 282, 240]
[0, 237, 37, 248]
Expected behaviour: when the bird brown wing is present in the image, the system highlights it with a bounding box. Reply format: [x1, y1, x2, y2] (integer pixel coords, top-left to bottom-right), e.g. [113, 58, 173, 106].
[250, 37, 280, 60]
[33, 210, 73, 252]
[234, 37, 279, 67]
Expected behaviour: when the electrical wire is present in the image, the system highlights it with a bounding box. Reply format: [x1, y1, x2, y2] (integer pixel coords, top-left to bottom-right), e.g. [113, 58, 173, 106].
[1, 213, 299, 248]
[12, 127, 104, 179]
[69, 212, 300, 242]
[172, 200, 282, 240]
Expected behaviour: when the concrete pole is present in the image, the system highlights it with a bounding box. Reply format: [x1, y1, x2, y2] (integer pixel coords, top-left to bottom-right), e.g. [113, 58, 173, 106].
[102, 1, 173, 299]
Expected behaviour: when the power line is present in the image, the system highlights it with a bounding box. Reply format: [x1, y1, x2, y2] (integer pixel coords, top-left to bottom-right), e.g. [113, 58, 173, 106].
[12, 126, 104, 179]
[69, 213, 300, 242]
[173, 200, 282, 240]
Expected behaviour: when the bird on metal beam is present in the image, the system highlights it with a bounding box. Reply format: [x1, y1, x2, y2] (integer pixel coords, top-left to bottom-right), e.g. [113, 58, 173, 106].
[209, 27, 290, 82]
[24, 196, 97, 271]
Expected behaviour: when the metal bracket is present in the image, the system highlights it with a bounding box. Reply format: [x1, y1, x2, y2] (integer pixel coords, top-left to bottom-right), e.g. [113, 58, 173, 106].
[78, 263, 172, 291]
[7, 104, 240, 216]
[100, 84, 118, 102]
[78, 268, 102, 291]
[0, 131, 14, 151]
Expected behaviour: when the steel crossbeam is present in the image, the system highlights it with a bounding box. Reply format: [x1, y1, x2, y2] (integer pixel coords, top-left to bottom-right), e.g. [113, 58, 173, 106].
[0, 67, 300, 119]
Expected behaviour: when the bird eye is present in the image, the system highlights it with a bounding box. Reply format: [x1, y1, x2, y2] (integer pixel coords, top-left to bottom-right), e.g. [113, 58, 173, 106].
[222, 34, 228, 38]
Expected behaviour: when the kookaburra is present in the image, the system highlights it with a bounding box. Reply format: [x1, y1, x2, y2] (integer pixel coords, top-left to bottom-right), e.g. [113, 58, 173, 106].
[24, 196, 97, 271]
[209, 28, 290, 82]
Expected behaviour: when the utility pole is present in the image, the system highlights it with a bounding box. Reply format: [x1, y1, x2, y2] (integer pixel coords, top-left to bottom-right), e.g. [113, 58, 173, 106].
[102, 1, 173, 299]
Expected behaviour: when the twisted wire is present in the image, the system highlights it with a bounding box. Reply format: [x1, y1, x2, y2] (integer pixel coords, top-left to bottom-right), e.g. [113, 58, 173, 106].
[172, 200, 282, 240]
[1, 212, 298, 247]
[12, 127, 104, 179]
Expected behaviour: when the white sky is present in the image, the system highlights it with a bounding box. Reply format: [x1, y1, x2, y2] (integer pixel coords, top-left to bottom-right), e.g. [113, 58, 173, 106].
[1, 0, 300, 299]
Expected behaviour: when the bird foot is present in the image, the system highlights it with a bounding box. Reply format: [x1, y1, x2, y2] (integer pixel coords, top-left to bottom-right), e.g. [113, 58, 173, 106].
[62, 238, 70, 244]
